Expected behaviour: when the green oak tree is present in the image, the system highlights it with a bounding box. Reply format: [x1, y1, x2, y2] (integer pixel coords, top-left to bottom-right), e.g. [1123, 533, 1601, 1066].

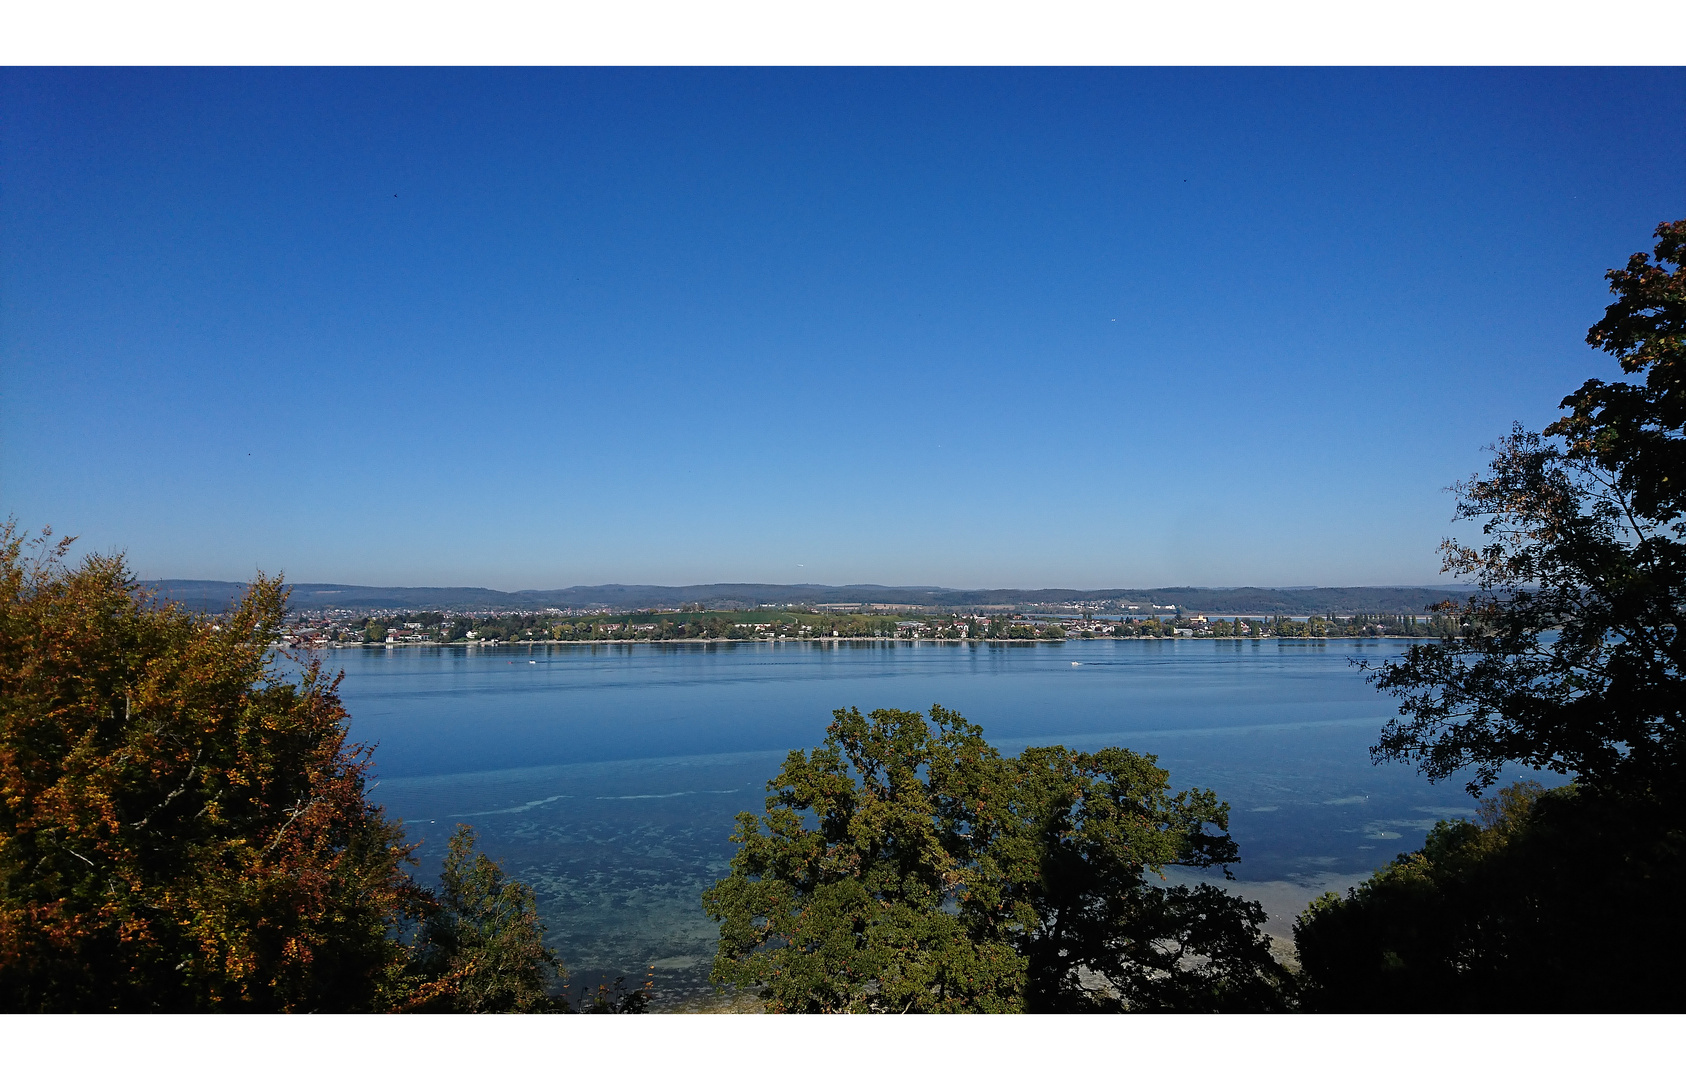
[1000, 744, 1289, 1011]
[702, 705, 1288, 1013]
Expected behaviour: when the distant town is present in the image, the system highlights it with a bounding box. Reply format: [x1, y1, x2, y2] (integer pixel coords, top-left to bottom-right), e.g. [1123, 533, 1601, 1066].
[272, 600, 1464, 647]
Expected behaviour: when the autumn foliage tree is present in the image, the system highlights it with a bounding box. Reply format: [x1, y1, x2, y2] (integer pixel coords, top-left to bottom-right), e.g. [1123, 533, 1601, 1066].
[0, 524, 623, 1012]
[0, 524, 430, 1010]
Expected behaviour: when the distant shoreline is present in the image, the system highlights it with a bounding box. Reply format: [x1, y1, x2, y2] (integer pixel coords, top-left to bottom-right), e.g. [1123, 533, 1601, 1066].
[290, 635, 1442, 649]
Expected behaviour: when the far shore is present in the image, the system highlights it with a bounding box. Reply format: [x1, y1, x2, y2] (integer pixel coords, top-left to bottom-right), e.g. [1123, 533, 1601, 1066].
[289, 635, 1444, 649]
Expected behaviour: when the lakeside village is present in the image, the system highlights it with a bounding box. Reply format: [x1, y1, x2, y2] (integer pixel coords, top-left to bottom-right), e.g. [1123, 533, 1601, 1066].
[276, 600, 1463, 648]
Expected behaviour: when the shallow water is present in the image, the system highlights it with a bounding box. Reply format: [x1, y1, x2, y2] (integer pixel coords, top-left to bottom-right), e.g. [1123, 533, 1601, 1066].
[329, 638, 1517, 1006]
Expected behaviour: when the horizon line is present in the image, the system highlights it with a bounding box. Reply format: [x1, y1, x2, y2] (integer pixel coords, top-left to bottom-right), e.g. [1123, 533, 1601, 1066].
[140, 577, 1470, 593]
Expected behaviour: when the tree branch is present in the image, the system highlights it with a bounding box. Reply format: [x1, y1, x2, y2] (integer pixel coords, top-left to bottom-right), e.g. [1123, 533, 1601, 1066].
[129, 748, 203, 829]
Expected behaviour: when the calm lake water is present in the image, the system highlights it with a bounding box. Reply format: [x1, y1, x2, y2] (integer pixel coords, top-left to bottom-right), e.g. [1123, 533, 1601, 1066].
[330, 638, 1507, 1007]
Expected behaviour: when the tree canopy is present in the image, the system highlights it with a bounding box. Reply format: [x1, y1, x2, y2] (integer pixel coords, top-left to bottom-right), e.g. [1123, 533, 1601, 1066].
[702, 705, 1288, 1013]
[0, 524, 637, 1012]
[1293, 778, 1686, 1012]
[1364, 219, 1686, 805]
[0, 525, 426, 1010]
[409, 824, 567, 1012]
[1299, 219, 1686, 1011]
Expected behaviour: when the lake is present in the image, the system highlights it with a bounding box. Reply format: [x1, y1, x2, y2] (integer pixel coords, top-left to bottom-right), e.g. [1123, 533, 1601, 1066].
[330, 638, 1508, 1007]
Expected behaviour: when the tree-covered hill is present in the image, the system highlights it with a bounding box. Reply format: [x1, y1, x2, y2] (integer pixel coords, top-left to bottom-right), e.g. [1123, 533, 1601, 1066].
[149, 579, 1470, 616]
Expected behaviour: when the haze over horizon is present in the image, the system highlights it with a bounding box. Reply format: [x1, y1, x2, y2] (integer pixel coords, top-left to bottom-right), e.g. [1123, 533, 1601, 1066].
[5, 68, 1683, 590]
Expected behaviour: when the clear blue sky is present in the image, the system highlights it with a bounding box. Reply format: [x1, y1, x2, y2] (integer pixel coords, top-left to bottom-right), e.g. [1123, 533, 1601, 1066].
[3, 68, 1682, 590]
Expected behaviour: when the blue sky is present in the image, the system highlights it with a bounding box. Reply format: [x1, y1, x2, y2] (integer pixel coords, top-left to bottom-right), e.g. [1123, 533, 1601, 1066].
[3, 68, 1682, 590]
